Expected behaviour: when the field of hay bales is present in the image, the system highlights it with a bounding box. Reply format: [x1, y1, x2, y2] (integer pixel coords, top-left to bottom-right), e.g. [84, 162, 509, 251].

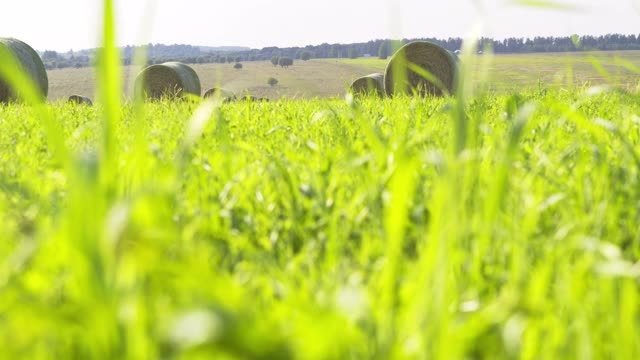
[45, 50, 640, 101]
[46, 58, 380, 101]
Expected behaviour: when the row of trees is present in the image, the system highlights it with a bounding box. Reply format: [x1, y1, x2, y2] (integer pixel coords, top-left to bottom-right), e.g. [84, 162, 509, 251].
[41, 33, 640, 70]
[41, 50, 90, 70]
[271, 56, 294, 68]
[41, 50, 255, 69]
[245, 34, 640, 61]
[142, 54, 245, 66]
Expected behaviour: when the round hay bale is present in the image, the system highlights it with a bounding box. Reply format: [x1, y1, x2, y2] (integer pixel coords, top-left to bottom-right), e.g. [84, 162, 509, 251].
[203, 88, 236, 102]
[0, 38, 48, 103]
[135, 61, 201, 100]
[350, 73, 384, 96]
[68, 95, 93, 106]
[384, 41, 458, 97]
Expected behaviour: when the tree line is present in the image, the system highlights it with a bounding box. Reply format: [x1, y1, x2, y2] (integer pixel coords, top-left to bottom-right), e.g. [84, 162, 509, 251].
[41, 33, 640, 70]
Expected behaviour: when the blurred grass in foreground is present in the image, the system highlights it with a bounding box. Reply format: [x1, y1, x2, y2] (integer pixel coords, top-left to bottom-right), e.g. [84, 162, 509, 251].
[1, 0, 640, 358]
[1, 88, 640, 358]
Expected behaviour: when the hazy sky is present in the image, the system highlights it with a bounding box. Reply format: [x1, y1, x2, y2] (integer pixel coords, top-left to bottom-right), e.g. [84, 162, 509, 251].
[1, 0, 638, 51]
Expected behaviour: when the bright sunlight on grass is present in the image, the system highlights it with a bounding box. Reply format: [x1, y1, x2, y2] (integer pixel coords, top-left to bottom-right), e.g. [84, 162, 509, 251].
[1, 0, 640, 358]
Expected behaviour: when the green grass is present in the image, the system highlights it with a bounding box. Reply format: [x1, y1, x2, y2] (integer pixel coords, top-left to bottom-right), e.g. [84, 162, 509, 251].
[2, 1, 640, 358]
[2, 86, 640, 358]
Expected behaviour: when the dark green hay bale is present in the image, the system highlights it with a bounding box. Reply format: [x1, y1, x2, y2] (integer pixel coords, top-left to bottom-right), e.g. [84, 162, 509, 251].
[135, 61, 201, 100]
[203, 88, 236, 102]
[0, 38, 48, 103]
[68, 95, 93, 106]
[350, 73, 384, 96]
[384, 41, 458, 97]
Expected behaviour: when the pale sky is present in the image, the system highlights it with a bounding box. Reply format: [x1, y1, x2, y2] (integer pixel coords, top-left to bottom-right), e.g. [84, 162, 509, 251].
[0, 0, 638, 52]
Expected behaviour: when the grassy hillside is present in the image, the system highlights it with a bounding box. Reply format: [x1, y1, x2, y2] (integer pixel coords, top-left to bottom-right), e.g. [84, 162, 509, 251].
[46, 51, 640, 101]
[2, 87, 640, 358]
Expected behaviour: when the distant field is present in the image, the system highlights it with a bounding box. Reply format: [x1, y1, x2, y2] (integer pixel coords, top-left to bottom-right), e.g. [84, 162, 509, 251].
[46, 50, 640, 101]
[47, 60, 377, 101]
[480, 50, 640, 92]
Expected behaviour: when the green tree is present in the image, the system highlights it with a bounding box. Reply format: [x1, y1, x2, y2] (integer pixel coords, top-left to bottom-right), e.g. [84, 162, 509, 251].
[348, 48, 358, 59]
[300, 51, 312, 61]
[271, 56, 280, 67]
[378, 42, 388, 59]
[268, 77, 278, 86]
[379, 40, 404, 59]
[278, 57, 293, 68]
[42, 50, 59, 61]
[328, 46, 339, 58]
[234, 62, 243, 70]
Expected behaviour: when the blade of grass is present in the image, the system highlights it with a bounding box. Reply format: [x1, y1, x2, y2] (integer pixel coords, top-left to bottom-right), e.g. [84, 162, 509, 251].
[96, 0, 122, 183]
[377, 155, 418, 357]
[512, 0, 582, 11]
[0, 46, 69, 166]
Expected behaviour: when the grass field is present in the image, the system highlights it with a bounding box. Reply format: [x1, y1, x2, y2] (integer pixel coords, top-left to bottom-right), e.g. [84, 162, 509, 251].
[3, 1, 640, 356]
[3, 85, 640, 358]
[46, 50, 640, 101]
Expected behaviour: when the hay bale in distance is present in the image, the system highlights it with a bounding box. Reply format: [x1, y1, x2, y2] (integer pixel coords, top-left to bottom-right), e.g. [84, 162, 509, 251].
[384, 41, 457, 97]
[350, 73, 384, 96]
[203, 88, 236, 102]
[135, 61, 201, 100]
[0, 38, 48, 103]
[68, 95, 93, 106]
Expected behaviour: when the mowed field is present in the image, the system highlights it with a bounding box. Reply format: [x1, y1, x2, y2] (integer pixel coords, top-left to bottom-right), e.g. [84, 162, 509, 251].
[46, 50, 640, 101]
[47, 58, 378, 101]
